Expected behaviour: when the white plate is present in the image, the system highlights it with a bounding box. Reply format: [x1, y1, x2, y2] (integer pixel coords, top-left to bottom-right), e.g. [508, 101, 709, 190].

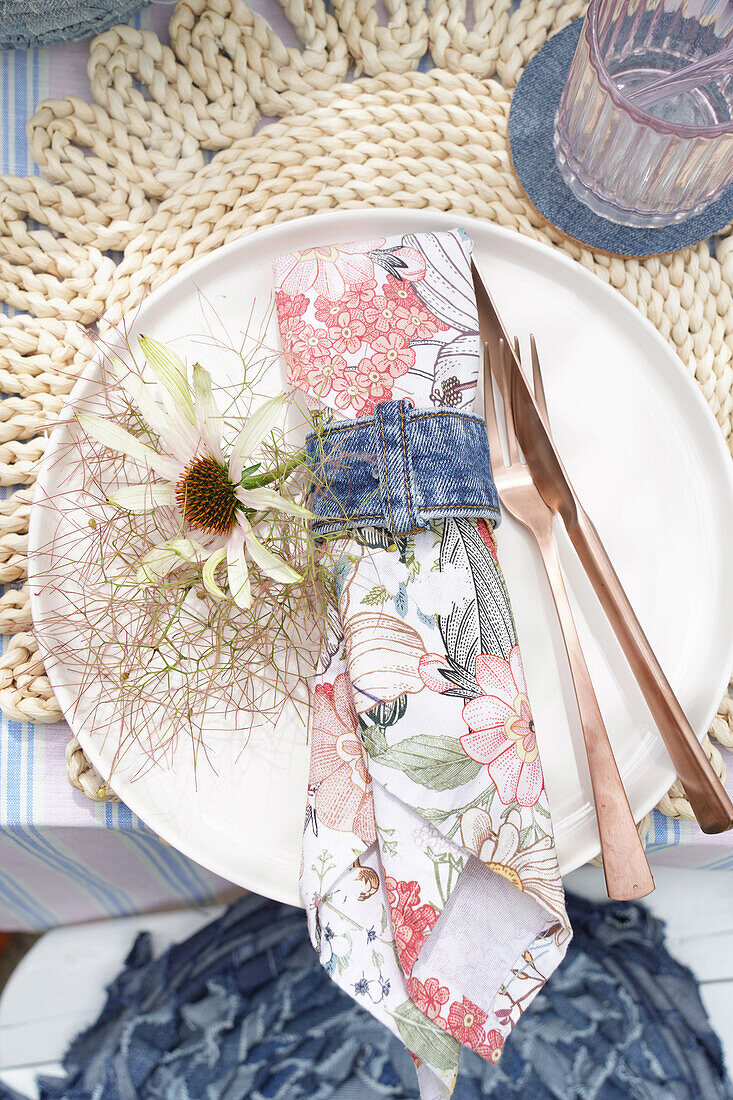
[28, 211, 733, 904]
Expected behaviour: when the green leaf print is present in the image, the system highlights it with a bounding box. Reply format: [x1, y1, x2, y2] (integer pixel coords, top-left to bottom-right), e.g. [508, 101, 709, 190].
[404, 539, 421, 579]
[361, 584, 391, 606]
[374, 734, 482, 790]
[415, 786, 496, 837]
[360, 724, 388, 757]
[393, 999, 460, 1071]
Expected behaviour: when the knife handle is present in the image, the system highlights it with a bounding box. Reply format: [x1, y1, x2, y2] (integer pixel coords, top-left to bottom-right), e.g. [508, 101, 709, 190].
[571, 508, 733, 834]
[537, 529, 654, 900]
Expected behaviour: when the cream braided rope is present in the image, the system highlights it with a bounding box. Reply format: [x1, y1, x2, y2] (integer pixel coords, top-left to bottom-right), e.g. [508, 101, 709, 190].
[0, 0, 730, 820]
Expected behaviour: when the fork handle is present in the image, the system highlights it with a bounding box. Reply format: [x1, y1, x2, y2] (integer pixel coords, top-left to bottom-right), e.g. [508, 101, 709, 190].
[536, 528, 655, 901]
[569, 509, 733, 835]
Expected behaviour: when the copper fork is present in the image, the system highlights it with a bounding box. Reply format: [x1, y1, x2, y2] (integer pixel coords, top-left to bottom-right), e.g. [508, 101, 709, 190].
[483, 339, 655, 901]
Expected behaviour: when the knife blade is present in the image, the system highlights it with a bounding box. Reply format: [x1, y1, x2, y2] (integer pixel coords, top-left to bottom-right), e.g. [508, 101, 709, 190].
[472, 258, 733, 834]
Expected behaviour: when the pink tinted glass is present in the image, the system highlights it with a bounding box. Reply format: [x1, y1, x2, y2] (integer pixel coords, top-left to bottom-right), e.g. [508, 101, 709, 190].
[554, 0, 733, 226]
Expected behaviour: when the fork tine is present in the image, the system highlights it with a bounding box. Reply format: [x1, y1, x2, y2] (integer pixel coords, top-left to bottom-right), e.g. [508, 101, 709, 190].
[499, 339, 521, 464]
[529, 334, 550, 428]
[514, 336, 521, 364]
[482, 342, 504, 467]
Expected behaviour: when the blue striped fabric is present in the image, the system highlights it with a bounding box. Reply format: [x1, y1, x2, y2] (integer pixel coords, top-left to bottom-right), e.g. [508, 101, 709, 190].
[0, 6, 242, 930]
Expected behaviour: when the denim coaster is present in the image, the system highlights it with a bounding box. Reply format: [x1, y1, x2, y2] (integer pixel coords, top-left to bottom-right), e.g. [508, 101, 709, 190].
[508, 20, 733, 257]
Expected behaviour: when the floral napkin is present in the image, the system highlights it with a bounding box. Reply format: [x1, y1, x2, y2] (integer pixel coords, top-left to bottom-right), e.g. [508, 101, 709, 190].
[273, 229, 570, 1099]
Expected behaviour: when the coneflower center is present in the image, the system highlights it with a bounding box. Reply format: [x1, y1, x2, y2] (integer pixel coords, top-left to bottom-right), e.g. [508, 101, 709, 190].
[176, 454, 238, 536]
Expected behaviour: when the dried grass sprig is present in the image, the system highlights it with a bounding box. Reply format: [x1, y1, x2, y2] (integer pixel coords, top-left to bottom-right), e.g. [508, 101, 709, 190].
[32, 321, 337, 781]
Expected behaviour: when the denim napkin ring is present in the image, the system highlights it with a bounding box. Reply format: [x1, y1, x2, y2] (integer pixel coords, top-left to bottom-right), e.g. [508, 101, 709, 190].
[306, 398, 501, 537]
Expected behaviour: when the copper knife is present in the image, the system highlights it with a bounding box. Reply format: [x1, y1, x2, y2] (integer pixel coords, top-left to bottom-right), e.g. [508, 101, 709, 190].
[472, 259, 733, 834]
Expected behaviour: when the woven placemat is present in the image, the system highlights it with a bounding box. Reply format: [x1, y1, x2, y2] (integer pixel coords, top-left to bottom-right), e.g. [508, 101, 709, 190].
[0, 0, 730, 824]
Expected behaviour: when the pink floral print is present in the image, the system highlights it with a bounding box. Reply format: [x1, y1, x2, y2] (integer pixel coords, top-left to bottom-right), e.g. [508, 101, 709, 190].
[479, 1031, 504, 1063]
[405, 982, 505, 1060]
[343, 279, 379, 316]
[290, 324, 333, 365]
[369, 332, 415, 378]
[407, 976, 450, 1025]
[385, 877, 440, 975]
[274, 290, 309, 321]
[313, 295, 352, 325]
[275, 232, 570, 1097]
[362, 295, 405, 336]
[354, 359, 394, 405]
[327, 311, 368, 355]
[446, 997, 488, 1048]
[417, 652, 454, 693]
[310, 674, 376, 844]
[477, 518, 499, 563]
[387, 244, 427, 282]
[461, 647, 544, 808]
[382, 275, 419, 307]
[273, 235, 453, 418]
[398, 301, 446, 339]
[273, 240, 385, 300]
[302, 355, 347, 397]
[443, 999, 503, 1060]
[278, 313, 306, 358]
[331, 372, 374, 414]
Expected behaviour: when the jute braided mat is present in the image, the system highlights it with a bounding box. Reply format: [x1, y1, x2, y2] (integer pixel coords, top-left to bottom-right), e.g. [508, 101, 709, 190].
[0, 0, 731, 825]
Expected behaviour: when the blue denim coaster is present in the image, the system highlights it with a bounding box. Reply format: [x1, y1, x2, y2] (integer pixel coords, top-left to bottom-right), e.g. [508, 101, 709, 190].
[508, 20, 733, 257]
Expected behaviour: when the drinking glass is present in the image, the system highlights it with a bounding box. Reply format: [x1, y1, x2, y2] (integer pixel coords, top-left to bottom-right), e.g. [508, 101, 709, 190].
[554, 0, 733, 226]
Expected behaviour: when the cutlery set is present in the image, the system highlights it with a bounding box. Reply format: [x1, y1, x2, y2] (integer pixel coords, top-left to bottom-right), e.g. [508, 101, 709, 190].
[472, 260, 733, 898]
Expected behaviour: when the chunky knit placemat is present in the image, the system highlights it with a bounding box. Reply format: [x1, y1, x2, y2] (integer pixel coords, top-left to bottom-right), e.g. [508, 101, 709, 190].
[0, 0, 730, 826]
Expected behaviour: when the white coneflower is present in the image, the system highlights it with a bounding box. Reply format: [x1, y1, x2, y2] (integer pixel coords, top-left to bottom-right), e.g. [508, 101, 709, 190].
[78, 335, 310, 610]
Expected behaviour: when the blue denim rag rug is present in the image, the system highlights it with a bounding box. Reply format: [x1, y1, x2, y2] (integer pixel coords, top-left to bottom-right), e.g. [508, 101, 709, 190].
[2, 892, 730, 1100]
[0, 0, 150, 48]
